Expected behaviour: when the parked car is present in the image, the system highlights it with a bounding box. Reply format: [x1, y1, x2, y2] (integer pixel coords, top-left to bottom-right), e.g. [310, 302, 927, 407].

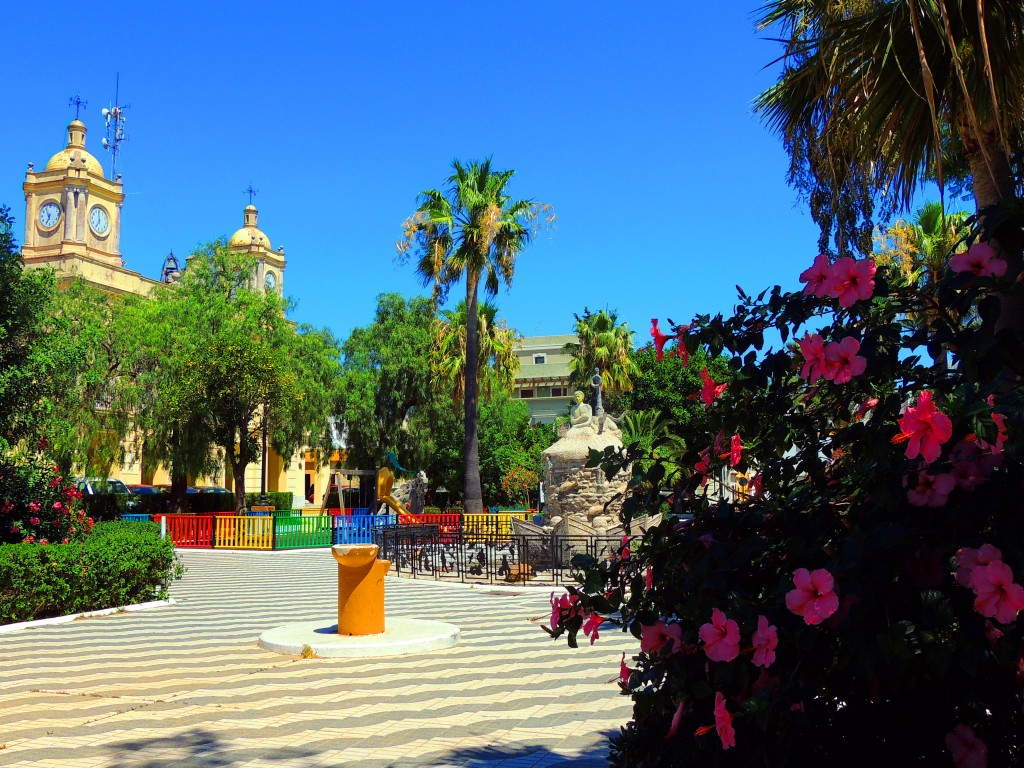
[75, 478, 131, 495]
[192, 486, 232, 494]
[126, 484, 167, 495]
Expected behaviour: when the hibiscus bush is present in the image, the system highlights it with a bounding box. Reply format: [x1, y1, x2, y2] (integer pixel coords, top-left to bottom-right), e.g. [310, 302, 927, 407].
[547, 211, 1024, 766]
[0, 440, 90, 546]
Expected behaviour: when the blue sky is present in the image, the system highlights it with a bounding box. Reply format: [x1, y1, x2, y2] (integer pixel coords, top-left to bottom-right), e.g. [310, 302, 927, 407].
[3, 2, 840, 345]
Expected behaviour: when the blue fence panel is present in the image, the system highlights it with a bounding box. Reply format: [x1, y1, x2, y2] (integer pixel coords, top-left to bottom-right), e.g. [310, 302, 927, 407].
[120, 513, 152, 523]
[334, 513, 397, 544]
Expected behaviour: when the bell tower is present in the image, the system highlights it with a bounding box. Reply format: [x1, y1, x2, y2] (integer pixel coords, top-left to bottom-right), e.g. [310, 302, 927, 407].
[227, 195, 286, 295]
[22, 119, 125, 272]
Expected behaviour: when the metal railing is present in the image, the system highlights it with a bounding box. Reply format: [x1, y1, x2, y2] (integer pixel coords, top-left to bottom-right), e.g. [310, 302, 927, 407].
[374, 525, 621, 586]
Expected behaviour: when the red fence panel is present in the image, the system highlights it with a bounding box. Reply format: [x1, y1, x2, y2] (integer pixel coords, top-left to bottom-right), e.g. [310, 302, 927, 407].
[154, 514, 214, 549]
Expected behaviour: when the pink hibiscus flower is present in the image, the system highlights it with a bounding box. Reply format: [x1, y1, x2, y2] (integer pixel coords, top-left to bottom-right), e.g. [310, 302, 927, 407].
[640, 620, 683, 655]
[547, 591, 581, 631]
[699, 607, 741, 662]
[582, 612, 603, 645]
[785, 567, 840, 625]
[695, 448, 711, 488]
[827, 257, 877, 308]
[798, 333, 827, 383]
[822, 337, 867, 384]
[666, 700, 686, 739]
[751, 615, 778, 668]
[950, 242, 1007, 278]
[969, 560, 1024, 624]
[28, 501, 40, 513]
[618, 652, 635, 687]
[945, 723, 989, 768]
[650, 319, 672, 362]
[726, 434, 743, 468]
[896, 391, 953, 464]
[906, 471, 956, 507]
[799, 254, 833, 298]
[714, 692, 736, 750]
[699, 367, 727, 407]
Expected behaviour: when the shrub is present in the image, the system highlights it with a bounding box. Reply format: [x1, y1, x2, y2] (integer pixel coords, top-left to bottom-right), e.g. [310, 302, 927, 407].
[0, 521, 182, 624]
[549, 226, 1024, 764]
[244, 491, 294, 511]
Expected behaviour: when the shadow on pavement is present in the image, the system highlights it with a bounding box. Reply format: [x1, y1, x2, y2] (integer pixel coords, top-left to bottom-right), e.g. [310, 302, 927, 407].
[383, 731, 617, 768]
[104, 728, 318, 768]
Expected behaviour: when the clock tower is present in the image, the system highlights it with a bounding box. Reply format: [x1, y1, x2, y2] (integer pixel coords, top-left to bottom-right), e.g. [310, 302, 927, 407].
[22, 119, 126, 278]
[228, 204, 286, 295]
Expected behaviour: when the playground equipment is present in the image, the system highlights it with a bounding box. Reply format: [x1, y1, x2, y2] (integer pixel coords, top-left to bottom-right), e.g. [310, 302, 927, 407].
[376, 466, 415, 520]
[318, 468, 377, 515]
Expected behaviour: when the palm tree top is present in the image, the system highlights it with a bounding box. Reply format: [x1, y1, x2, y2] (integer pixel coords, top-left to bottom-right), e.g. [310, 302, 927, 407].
[397, 159, 552, 305]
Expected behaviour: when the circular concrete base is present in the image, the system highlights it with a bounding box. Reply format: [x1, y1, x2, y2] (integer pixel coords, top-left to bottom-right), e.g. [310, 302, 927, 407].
[258, 617, 460, 657]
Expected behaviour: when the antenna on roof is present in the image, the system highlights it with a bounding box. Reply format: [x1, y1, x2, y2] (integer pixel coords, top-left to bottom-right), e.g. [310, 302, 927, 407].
[100, 74, 129, 178]
[244, 184, 259, 205]
[68, 94, 87, 120]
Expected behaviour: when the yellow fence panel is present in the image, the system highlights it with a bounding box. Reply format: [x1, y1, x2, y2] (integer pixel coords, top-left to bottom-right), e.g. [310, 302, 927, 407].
[463, 511, 535, 540]
[214, 515, 274, 549]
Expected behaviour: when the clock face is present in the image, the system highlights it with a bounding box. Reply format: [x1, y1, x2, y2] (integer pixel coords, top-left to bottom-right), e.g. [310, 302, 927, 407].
[264, 271, 277, 291]
[89, 206, 110, 235]
[38, 201, 62, 229]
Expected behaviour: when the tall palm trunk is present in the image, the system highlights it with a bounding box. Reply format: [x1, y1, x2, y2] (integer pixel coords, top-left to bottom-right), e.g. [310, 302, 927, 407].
[964, 122, 1021, 332]
[463, 268, 483, 513]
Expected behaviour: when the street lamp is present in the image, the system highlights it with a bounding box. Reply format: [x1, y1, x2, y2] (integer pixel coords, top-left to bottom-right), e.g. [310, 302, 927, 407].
[258, 404, 270, 508]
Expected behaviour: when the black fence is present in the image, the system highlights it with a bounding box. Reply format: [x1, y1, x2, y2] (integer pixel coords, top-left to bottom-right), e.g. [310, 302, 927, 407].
[373, 525, 621, 586]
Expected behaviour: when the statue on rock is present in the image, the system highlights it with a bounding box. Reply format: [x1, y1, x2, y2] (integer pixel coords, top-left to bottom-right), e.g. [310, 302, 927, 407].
[542, 369, 628, 533]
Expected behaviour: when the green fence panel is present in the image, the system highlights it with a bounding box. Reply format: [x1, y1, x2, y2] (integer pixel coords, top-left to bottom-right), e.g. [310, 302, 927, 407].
[274, 513, 332, 549]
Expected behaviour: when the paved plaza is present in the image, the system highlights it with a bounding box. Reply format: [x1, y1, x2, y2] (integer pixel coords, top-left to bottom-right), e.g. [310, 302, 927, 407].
[0, 549, 635, 768]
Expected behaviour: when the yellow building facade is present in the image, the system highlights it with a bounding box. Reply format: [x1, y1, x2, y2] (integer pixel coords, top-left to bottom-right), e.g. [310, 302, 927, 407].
[20, 119, 328, 508]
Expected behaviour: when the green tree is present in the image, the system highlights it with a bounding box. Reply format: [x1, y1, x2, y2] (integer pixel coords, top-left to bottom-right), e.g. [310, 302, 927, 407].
[43, 281, 140, 477]
[0, 206, 63, 449]
[431, 300, 520, 406]
[0, 207, 121, 477]
[626, 345, 731, 435]
[141, 241, 340, 511]
[564, 308, 641, 401]
[336, 293, 435, 471]
[398, 159, 549, 514]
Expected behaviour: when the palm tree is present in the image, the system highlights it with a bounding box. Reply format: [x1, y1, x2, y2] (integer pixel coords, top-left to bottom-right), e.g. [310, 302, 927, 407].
[398, 159, 545, 514]
[432, 300, 521, 405]
[757, 1, 1024, 324]
[564, 308, 641, 397]
[876, 201, 971, 287]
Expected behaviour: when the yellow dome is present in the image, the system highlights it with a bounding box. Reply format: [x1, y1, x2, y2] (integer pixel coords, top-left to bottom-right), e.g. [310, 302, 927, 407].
[46, 120, 105, 177]
[45, 148, 105, 177]
[228, 205, 271, 249]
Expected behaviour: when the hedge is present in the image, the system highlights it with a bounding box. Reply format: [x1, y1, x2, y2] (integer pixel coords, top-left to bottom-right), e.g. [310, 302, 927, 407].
[244, 491, 295, 510]
[0, 521, 183, 625]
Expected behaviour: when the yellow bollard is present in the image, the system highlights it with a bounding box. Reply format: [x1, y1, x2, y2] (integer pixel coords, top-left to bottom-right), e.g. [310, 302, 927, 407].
[331, 544, 391, 636]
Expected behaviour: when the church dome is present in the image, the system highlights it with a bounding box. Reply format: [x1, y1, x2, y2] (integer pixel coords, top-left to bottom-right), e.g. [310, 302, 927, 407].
[45, 120, 104, 177]
[228, 204, 271, 250]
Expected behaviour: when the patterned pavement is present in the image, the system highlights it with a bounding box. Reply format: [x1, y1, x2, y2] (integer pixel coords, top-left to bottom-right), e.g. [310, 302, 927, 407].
[0, 549, 636, 768]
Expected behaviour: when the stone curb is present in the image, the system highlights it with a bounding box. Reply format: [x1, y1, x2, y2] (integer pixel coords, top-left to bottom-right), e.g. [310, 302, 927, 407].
[0, 598, 177, 635]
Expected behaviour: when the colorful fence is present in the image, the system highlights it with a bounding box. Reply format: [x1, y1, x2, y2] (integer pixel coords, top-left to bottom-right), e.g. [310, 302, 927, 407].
[120, 513, 152, 523]
[214, 515, 274, 549]
[335, 513, 397, 545]
[275, 514, 333, 549]
[153, 514, 215, 548]
[133, 510, 540, 551]
[463, 511, 534, 540]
